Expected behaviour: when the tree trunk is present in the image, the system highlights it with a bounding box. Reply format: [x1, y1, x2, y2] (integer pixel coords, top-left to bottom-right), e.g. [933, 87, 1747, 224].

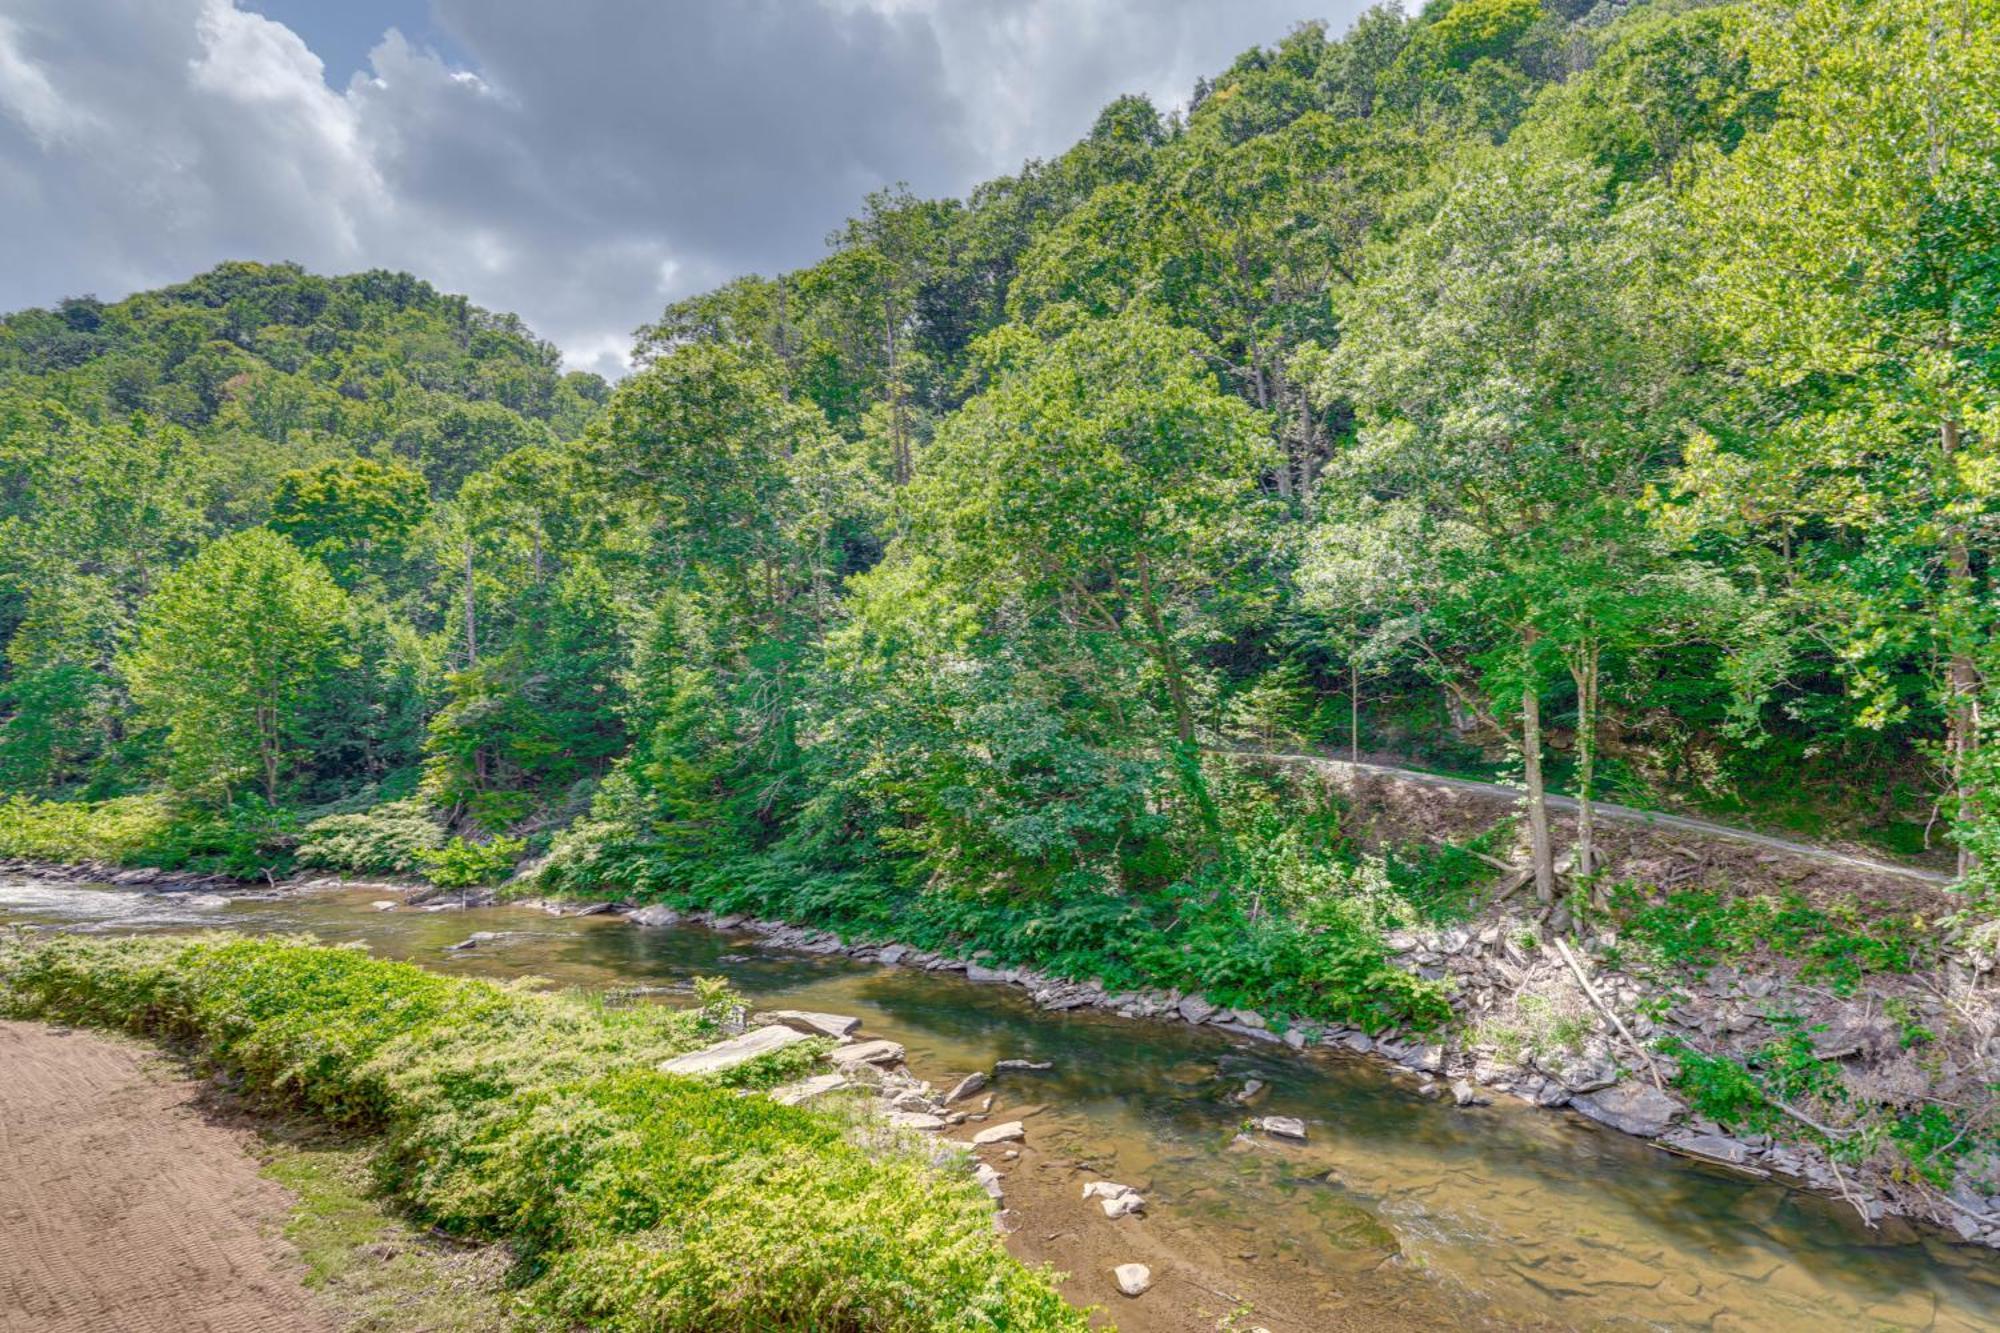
[461, 538, 479, 666]
[258, 703, 280, 804]
[1568, 640, 1600, 902]
[885, 298, 911, 488]
[1520, 631, 1555, 904]
[1350, 658, 1361, 763]
[1943, 416, 1981, 878]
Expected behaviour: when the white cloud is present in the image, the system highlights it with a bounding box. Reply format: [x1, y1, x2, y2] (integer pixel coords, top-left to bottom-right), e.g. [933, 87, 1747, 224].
[0, 0, 1363, 376]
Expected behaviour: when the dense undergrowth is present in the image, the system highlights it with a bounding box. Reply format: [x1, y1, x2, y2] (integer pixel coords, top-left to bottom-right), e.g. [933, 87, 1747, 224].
[0, 934, 1086, 1332]
[536, 819, 1464, 1037]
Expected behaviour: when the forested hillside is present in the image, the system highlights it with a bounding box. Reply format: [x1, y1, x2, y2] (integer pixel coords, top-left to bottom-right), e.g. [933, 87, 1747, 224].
[4, 0, 1996, 1021]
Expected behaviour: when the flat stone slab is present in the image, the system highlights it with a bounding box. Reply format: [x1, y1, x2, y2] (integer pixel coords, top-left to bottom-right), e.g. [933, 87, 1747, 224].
[1571, 1082, 1682, 1138]
[628, 904, 682, 927]
[658, 1024, 811, 1077]
[971, 1120, 1025, 1145]
[886, 1110, 947, 1131]
[1254, 1115, 1307, 1140]
[828, 1039, 905, 1067]
[768, 1073, 849, 1106]
[758, 1009, 862, 1039]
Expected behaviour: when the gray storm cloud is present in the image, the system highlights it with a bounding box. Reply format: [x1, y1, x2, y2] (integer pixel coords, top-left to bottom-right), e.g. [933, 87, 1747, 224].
[0, 0, 1355, 376]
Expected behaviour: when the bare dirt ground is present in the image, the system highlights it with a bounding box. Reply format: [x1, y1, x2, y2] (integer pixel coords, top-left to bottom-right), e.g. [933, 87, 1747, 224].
[0, 1020, 329, 1333]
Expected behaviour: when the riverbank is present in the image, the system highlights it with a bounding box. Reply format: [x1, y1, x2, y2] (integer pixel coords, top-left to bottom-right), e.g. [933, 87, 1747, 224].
[507, 887, 2000, 1258]
[0, 933, 1088, 1331]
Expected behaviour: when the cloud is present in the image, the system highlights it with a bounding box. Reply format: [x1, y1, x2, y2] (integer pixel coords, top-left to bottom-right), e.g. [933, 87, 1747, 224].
[0, 0, 1361, 377]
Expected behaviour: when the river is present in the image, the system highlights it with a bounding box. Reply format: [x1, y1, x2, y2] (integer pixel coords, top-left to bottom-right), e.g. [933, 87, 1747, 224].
[3, 876, 1996, 1332]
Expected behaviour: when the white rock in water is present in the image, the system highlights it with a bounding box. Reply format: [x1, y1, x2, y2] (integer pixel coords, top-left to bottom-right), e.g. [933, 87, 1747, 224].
[944, 1071, 988, 1103]
[974, 1163, 1005, 1202]
[1083, 1180, 1145, 1217]
[768, 1073, 849, 1106]
[759, 1009, 862, 1039]
[628, 904, 682, 927]
[658, 1025, 812, 1077]
[971, 1120, 1025, 1145]
[369, 900, 398, 911]
[829, 1039, 906, 1067]
[1113, 1263, 1153, 1297]
[1255, 1115, 1307, 1140]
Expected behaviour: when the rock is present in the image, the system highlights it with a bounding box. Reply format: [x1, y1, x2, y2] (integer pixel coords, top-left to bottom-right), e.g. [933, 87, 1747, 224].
[829, 1039, 906, 1068]
[1284, 1028, 1308, 1050]
[569, 901, 614, 917]
[1231, 1009, 1268, 1030]
[944, 1072, 988, 1104]
[994, 1058, 1053, 1073]
[886, 1111, 947, 1132]
[1662, 1130, 1758, 1167]
[658, 1025, 813, 1077]
[445, 931, 499, 951]
[974, 1163, 1005, 1203]
[710, 913, 745, 929]
[965, 962, 1012, 984]
[769, 1073, 849, 1105]
[1229, 1078, 1267, 1105]
[758, 1009, 862, 1039]
[1085, 1181, 1147, 1219]
[1571, 1082, 1682, 1138]
[1178, 994, 1219, 1024]
[1339, 1031, 1375, 1055]
[1450, 1079, 1488, 1107]
[1412, 1044, 1445, 1073]
[1254, 1115, 1307, 1140]
[877, 944, 908, 965]
[369, 900, 398, 911]
[1549, 1055, 1618, 1094]
[1113, 1263, 1153, 1297]
[972, 1121, 1025, 1146]
[628, 904, 682, 928]
[1212, 1022, 1284, 1045]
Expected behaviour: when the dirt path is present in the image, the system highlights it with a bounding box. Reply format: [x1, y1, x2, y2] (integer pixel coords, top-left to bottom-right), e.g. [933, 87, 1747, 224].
[0, 1021, 329, 1333]
[1229, 748, 1955, 886]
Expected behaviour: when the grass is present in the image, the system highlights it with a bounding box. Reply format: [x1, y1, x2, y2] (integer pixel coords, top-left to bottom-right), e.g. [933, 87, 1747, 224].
[264, 1134, 513, 1332]
[1605, 884, 1932, 994]
[0, 933, 1088, 1332]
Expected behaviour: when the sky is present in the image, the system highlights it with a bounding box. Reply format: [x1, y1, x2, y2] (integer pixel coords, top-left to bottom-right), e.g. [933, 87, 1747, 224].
[0, 0, 1372, 378]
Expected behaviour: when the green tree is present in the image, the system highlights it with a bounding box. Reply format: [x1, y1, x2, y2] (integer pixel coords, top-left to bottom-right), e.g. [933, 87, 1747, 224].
[122, 529, 352, 803]
[269, 455, 431, 587]
[1678, 0, 2000, 874]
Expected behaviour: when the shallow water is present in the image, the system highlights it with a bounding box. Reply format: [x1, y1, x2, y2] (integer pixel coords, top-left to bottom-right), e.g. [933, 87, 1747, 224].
[6, 877, 1998, 1331]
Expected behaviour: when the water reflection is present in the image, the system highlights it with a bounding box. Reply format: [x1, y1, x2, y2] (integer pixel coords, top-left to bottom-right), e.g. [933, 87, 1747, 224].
[5, 878, 1997, 1332]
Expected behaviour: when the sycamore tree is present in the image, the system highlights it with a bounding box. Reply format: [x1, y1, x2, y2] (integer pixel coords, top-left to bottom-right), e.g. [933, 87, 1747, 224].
[1678, 0, 2000, 875]
[1311, 149, 1680, 902]
[122, 529, 352, 805]
[908, 312, 1273, 831]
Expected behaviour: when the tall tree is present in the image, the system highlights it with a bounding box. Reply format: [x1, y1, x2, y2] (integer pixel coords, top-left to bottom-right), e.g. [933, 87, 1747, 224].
[122, 529, 351, 804]
[1679, 0, 2000, 874]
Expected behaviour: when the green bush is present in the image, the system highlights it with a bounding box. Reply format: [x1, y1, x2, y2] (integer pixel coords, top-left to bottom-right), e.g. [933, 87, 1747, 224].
[0, 934, 1085, 1332]
[0, 793, 175, 862]
[296, 799, 446, 875]
[415, 835, 526, 888]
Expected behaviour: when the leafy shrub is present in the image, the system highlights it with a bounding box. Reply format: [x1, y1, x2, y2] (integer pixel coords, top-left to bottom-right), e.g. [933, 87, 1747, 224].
[0, 935, 1084, 1331]
[296, 799, 446, 875]
[0, 793, 292, 878]
[0, 793, 173, 862]
[1609, 885, 1929, 994]
[415, 835, 525, 888]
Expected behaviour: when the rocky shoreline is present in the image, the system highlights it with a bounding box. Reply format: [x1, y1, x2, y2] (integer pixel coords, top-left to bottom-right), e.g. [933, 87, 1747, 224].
[12, 859, 1997, 1255]
[593, 899, 2000, 1254]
